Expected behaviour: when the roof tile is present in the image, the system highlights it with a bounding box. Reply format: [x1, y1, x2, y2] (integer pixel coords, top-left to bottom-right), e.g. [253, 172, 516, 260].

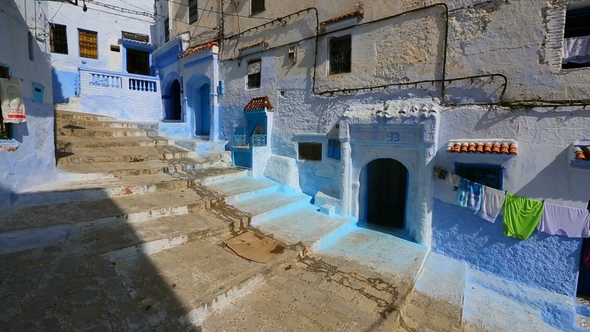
[446, 140, 517, 155]
[574, 146, 590, 161]
[321, 10, 364, 26]
[244, 96, 274, 112]
[179, 41, 218, 59]
[239, 41, 268, 52]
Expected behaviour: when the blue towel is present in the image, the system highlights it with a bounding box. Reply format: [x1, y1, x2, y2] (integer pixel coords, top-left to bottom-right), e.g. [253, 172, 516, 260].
[455, 177, 483, 212]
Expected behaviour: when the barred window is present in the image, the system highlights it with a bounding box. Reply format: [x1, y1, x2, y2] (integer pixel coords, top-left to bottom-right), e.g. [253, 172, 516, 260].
[455, 163, 503, 190]
[298, 143, 322, 161]
[189, 0, 198, 24]
[247, 59, 261, 90]
[50, 24, 68, 54]
[251, 0, 265, 15]
[329, 35, 352, 75]
[164, 17, 170, 42]
[79, 29, 98, 59]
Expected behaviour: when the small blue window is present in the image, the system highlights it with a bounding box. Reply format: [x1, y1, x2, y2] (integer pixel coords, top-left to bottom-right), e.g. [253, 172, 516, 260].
[327, 139, 341, 160]
[455, 163, 503, 190]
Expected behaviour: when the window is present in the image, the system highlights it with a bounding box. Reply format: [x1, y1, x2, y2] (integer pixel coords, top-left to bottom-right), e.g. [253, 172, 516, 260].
[298, 143, 322, 161]
[455, 163, 503, 190]
[0, 66, 12, 139]
[251, 0, 265, 15]
[327, 139, 341, 160]
[164, 18, 170, 42]
[126, 49, 150, 75]
[247, 59, 261, 89]
[563, 5, 590, 68]
[79, 29, 98, 59]
[50, 24, 68, 54]
[189, 0, 198, 24]
[329, 35, 352, 75]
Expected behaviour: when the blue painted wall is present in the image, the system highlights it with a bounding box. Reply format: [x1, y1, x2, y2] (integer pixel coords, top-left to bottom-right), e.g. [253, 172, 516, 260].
[52, 70, 78, 103]
[432, 198, 582, 297]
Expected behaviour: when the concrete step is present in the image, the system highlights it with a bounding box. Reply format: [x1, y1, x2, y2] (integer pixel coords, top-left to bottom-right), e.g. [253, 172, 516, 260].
[204, 176, 280, 204]
[175, 139, 228, 155]
[56, 118, 158, 130]
[56, 136, 174, 150]
[110, 234, 298, 329]
[58, 156, 229, 178]
[56, 145, 196, 165]
[228, 192, 312, 224]
[0, 188, 210, 234]
[55, 110, 114, 121]
[57, 125, 159, 138]
[251, 206, 354, 251]
[13, 168, 247, 208]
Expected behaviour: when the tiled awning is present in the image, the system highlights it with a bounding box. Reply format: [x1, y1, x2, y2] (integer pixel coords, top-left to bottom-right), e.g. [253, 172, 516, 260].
[446, 139, 518, 155]
[179, 41, 218, 59]
[244, 96, 274, 112]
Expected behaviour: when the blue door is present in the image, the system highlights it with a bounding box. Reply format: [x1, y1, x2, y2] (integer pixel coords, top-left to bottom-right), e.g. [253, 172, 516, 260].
[195, 83, 211, 136]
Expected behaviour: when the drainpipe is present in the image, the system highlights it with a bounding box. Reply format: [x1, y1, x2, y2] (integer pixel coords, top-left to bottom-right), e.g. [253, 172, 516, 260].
[340, 140, 352, 216]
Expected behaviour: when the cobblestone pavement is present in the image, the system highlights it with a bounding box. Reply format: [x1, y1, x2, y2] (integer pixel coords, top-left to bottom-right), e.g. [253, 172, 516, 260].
[201, 255, 411, 332]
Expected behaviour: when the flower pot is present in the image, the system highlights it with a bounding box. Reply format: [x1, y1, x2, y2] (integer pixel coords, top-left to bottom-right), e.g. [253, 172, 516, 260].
[484, 143, 492, 153]
[576, 150, 586, 160]
[492, 143, 501, 153]
[584, 147, 590, 160]
[500, 143, 509, 154]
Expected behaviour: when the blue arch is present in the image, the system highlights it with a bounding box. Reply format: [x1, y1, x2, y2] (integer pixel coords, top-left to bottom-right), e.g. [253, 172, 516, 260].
[185, 74, 212, 137]
[162, 71, 183, 121]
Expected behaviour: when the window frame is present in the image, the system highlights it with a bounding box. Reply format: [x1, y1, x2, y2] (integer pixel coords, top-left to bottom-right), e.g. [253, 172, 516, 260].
[189, 0, 198, 24]
[246, 58, 261, 90]
[454, 163, 504, 190]
[78, 29, 98, 59]
[563, 5, 590, 69]
[298, 142, 323, 161]
[50, 23, 68, 55]
[251, 0, 265, 16]
[0, 65, 13, 140]
[328, 34, 352, 75]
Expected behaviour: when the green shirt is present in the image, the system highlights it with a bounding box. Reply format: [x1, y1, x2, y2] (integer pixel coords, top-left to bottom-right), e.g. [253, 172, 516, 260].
[503, 193, 544, 240]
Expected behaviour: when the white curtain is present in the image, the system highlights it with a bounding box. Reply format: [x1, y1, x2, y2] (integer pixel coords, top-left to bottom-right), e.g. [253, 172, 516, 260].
[563, 35, 590, 64]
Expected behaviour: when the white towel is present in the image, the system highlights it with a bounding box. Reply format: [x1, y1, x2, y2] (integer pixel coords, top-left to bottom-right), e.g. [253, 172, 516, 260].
[477, 186, 505, 223]
[0, 78, 26, 123]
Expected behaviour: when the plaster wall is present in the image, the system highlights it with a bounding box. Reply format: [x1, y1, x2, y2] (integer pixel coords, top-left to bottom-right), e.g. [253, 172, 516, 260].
[0, 0, 56, 206]
[47, 0, 154, 102]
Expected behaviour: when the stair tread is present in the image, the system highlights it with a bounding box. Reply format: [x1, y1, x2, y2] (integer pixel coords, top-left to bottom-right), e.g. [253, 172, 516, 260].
[204, 176, 278, 198]
[253, 208, 352, 246]
[58, 125, 158, 133]
[112, 237, 289, 327]
[57, 145, 193, 162]
[58, 135, 171, 144]
[23, 168, 244, 194]
[0, 188, 206, 233]
[58, 156, 221, 174]
[72, 211, 233, 256]
[230, 192, 310, 217]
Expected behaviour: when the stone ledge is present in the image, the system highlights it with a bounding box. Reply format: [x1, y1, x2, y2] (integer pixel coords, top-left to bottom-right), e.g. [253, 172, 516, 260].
[0, 139, 19, 152]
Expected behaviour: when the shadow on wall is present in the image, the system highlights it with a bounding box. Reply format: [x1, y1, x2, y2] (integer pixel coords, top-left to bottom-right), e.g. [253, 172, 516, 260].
[0, 183, 198, 331]
[431, 198, 582, 297]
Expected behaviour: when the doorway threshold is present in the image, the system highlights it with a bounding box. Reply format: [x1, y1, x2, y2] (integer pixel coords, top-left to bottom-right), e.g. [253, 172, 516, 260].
[356, 220, 415, 243]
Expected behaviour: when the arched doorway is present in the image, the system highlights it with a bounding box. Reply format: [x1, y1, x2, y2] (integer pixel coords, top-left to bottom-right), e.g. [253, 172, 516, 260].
[167, 79, 182, 121]
[194, 83, 211, 136]
[363, 158, 408, 229]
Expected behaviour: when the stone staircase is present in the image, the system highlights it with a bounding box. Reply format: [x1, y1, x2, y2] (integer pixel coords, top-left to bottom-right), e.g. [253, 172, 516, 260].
[0, 110, 428, 331]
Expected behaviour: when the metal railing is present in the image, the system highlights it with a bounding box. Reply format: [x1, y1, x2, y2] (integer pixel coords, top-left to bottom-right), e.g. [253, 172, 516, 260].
[233, 134, 267, 148]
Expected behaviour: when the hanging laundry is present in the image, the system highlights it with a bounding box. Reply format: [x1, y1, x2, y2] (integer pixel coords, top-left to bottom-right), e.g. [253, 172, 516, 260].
[537, 203, 590, 238]
[455, 177, 483, 212]
[503, 194, 544, 240]
[0, 78, 26, 123]
[438, 173, 460, 204]
[477, 186, 506, 223]
[446, 173, 460, 189]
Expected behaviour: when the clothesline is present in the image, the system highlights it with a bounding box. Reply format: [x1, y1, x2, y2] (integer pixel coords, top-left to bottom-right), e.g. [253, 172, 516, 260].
[436, 168, 590, 241]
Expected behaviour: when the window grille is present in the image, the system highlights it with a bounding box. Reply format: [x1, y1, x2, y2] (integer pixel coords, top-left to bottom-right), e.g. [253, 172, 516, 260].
[251, 0, 265, 15]
[79, 29, 98, 59]
[455, 164, 503, 190]
[298, 143, 322, 161]
[247, 59, 261, 89]
[50, 24, 68, 54]
[189, 0, 198, 24]
[329, 35, 352, 75]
